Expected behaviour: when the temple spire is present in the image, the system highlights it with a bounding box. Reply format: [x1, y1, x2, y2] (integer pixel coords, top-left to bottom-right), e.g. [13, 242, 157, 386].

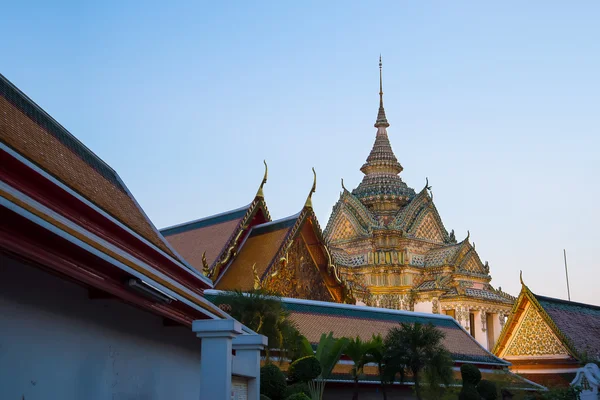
[375, 55, 389, 128]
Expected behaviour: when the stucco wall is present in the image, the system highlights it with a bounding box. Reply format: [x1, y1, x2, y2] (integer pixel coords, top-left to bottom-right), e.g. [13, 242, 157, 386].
[0, 255, 202, 400]
[413, 300, 433, 313]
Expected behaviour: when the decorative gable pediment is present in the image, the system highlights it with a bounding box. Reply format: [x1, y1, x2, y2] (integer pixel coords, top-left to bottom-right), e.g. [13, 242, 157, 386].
[394, 190, 449, 243]
[505, 303, 569, 357]
[458, 251, 487, 275]
[413, 212, 445, 243]
[325, 192, 374, 243]
[327, 212, 361, 242]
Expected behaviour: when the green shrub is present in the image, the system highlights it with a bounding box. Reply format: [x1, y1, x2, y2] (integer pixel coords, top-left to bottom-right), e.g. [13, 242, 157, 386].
[285, 393, 310, 400]
[459, 364, 482, 400]
[459, 384, 481, 400]
[477, 379, 498, 400]
[460, 364, 482, 385]
[288, 355, 321, 383]
[260, 364, 287, 400]
[260, 395, 271, 400]
[284, 382, 310, 398]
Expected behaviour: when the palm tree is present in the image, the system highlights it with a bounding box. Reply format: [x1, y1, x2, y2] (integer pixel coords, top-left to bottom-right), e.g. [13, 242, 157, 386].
[345, 336, 370, 400]
[384, 322, 453, 400]
[364, 334, 394, 400]
[214, 289, 300, 361]
[309, 332, 349, 400]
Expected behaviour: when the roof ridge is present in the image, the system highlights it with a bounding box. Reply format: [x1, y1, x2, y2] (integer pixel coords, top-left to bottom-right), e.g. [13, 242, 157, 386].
[535, 293, 600, 311]
[160, 203, 251, 234]
[0, 73, 122, 190]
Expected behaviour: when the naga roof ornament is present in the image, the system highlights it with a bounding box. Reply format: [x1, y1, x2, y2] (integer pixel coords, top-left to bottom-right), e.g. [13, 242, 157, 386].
[256, 160, 268, 198]
[304, 167, 317, 208]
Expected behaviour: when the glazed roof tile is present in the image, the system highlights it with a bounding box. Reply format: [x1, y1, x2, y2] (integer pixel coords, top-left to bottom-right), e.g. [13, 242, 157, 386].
[464, 288, 514, 303]
[536, 295, 600, 359]
[282, 298, 508, 365]
[161, 206, 250, 272]
[214, 215, 297, 291]
[0, 73, 179, 259]
[424, 244, 462, 267]
[330, 248, 367, 267]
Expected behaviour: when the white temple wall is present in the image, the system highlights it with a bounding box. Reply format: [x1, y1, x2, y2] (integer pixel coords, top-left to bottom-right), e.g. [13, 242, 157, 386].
[0, 255, 204, 400]
[413, 300, 433, 314]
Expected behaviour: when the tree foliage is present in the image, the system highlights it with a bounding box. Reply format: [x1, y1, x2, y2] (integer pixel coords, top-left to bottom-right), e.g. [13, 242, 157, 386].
[214, 289, 302, 361]
[308, 332, 349, 400]
[260, 364, 287, 400]
[477, 379, 498, 400]
[345, 336, 372, 400]
[288, 356, 321, 383]
[284, 382, 310, 399]
[384, 322, 453, 400]
[459, 364, 482, 400]
[285, 393, 311, 400]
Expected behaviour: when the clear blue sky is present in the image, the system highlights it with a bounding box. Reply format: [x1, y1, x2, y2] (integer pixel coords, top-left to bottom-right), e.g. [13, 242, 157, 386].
[2, 1, 599, 305]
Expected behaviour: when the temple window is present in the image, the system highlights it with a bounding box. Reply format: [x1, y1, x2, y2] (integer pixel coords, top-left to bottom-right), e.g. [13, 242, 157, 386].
[469, 312, 476, 337]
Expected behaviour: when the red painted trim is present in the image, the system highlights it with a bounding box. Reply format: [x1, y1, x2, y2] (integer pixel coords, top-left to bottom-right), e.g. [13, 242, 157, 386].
[0, 149, 211, 293]
[0, 206, 210, 325]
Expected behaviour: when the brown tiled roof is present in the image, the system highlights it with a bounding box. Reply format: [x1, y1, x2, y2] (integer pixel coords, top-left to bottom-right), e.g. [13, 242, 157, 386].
[536, 295, 600, 360]
[161, 206, 249, 272]
[518, 373, 575, 388]
[283, 299, 508, 365]
[0, 73, 176, 258]
[215, 216, 296, 291]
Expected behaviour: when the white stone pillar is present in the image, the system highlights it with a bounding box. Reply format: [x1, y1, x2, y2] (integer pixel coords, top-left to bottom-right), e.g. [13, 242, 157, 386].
[472, 310, 487, 349]
[232, 334, 268, 400]
[492, 313, 504, 345]
[193, 319, 243, 400]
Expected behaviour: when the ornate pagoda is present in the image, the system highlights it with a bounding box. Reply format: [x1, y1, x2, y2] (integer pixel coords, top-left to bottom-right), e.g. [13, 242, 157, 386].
[324, 58, 515, 350]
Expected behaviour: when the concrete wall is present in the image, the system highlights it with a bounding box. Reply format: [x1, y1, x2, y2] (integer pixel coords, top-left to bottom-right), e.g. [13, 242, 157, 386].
[0, 255, 202, 400]
[413, 300, 433, 313]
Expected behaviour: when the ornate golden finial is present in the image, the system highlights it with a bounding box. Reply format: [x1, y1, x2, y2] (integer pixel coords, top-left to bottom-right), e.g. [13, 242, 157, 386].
[341, 178, 347, 191]
[466, 230, 470, 241]
[201, 251, 211, 278]
[424, 177, 432, 191]
[375, 55, 390, 128]
[251, 263, 262, 290]
[304, 167, 317, 208]
[520, 270, 525, 286]
[256, 160, 268, 198]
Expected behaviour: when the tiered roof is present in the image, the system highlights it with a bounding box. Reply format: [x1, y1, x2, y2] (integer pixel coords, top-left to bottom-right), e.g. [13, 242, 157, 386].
[351, 58, 415, 207]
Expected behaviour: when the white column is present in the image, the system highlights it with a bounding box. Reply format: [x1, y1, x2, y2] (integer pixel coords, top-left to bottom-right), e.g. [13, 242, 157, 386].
[472, 310, 487, 349]
[193, 319, 243, 400]
[233, 334, 268, 400]
[492, 313, 503, 345]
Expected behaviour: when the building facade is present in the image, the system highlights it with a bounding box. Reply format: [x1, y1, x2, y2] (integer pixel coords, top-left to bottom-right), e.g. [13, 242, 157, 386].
[324, 60, 514, 350]
[493, 273, 600, 387]
[0, 73, 266, 400]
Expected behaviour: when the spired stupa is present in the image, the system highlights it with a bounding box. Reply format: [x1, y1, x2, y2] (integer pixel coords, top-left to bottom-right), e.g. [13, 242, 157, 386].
[324, 57, 515, 350]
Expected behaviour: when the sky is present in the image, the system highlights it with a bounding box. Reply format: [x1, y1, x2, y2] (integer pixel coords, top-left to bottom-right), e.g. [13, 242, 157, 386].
[2, 1, 599, 305]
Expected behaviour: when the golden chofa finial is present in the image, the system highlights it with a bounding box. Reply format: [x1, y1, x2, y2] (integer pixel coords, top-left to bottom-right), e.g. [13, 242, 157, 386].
[304, 167, 317, 208]
[256, 160, 268, 198]
[520, 270, 525, 286]
[202, 251, 211, 278]
[341, 178, 347, 191]
[466, 230, 470, 242]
